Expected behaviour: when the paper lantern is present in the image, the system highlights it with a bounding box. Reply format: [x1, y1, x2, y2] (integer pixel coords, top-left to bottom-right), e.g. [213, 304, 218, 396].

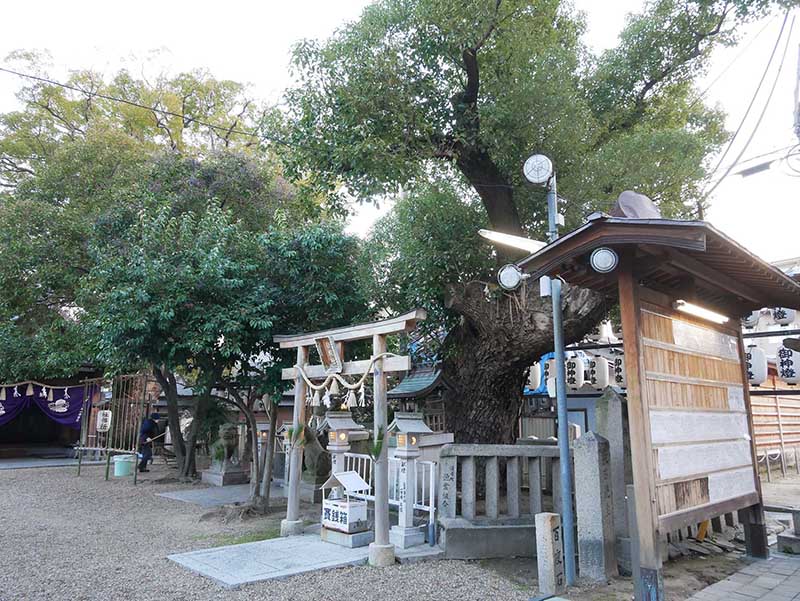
[773, 308, 797, 327]
[544, 359, 556, 381]
[589, 356, 610, 390]
[546, 377, 556, 398]
[528, 362, 541, 389]
[778, 345, 800, 385]
[746, 345, 767, 386]
[566, 357, 585, 390]
[612, 355, 627, 388]
[742, 310, 760, 329]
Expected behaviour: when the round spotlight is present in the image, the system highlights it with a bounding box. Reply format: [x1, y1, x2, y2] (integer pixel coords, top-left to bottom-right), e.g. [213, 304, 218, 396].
[498, 264, 525, 291]
[522, 154, 553, 185]
[589, 247, 618, 274]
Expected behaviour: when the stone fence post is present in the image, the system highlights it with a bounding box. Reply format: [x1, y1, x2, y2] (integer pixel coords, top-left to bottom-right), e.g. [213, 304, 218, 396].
[574, 432, 617, 582]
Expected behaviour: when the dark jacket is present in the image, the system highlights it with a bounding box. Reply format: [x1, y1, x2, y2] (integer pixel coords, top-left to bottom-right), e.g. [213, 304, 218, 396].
[139, 418, 159, 443]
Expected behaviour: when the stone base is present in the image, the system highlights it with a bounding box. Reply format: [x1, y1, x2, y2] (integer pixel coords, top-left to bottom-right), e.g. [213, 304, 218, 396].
[321, 527, 374, 548]
[390, 525, 427, 549]
[439, 518, 535, 559]
[201, 469, 249, 487]
[777, 532, 800, 554]
[368, 542, 396, 566]
[280, 519, 305, 537]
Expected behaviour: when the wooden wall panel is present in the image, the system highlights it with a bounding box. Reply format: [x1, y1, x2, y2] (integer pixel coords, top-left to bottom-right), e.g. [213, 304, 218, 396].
[655, 440, 754, 481]
[639, 303, 757, 522]
[650, 410, 749, 445]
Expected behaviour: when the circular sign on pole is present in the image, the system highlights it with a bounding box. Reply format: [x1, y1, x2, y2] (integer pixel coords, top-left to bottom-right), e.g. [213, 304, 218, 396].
[523, 154, 553, 185]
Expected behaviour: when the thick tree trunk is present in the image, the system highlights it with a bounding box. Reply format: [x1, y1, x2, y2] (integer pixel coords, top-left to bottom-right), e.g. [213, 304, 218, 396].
[179, 395, 208, 479]
[260, 400, 279, 510]
[152, 366, 186, 469]
[442, 278, 608, 444]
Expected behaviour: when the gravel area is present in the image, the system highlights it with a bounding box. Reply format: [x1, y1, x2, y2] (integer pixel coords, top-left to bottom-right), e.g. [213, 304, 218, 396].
[0, 463, 531, 601]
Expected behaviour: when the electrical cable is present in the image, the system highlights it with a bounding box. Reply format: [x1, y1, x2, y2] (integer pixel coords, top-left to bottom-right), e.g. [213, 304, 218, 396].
[706, 11, 791, 181]
[0, 65, 294, 147]
[704, 13, 796, 199]
[688, 14, 778, 110]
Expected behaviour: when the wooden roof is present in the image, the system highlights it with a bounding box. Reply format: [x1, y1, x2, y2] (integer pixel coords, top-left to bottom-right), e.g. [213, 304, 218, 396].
[517, 216, 800, 316]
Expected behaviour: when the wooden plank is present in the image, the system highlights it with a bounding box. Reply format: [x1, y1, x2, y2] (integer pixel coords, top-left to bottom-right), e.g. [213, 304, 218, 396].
[618, 260, 663, 571]
[655, 440, 753, 481]
[664, 249, 763, 305]
[281, 355, 411, 380]
[650, 411, 750, 445]
[273, 309, 427, 348]
[708, 467, 757, 503]
[659, 492, 760, 533]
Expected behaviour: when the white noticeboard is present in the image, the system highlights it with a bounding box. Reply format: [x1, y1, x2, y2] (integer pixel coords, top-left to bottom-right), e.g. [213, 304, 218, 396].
[96, 410, 112, 432]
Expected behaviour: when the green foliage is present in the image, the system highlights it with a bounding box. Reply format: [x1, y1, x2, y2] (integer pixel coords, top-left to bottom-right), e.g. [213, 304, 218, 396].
[281, 0, 790, 345]
[369, 426, 385, 461]
[362, 181, 492, 334]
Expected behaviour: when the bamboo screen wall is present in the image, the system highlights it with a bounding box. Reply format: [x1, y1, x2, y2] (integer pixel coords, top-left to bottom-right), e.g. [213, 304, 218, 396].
[751, 371, 800, 457]
[640, 303, 757, 526]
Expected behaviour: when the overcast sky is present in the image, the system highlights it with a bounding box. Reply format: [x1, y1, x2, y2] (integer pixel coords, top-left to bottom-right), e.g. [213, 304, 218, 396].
[1, 1, 796, 262]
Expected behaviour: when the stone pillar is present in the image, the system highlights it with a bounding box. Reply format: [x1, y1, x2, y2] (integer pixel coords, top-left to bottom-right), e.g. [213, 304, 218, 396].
[369, 334, 395, 566]
[595, 387, 628, 540]
[438, 454, 457, 519]
[536, 512, 566, 597]
[574, 432, 617, 582]
[281, 346, 308, 537]
[390, 447, 425, 548]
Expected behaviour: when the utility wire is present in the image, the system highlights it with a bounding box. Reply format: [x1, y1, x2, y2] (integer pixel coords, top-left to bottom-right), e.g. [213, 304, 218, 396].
[704, 14, 796, 199]
[0, 65, 295, 147]
[688, 14, 777, 110]
[706, 11, 791, 181]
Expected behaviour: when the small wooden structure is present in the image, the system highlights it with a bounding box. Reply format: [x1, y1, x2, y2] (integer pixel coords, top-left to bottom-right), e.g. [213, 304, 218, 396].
[273, 309, 426, 566]
[518, 216, 800, 599]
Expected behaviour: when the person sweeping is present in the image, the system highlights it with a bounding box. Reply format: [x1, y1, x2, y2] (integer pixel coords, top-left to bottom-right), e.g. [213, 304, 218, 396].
[138, 413, 161, 473]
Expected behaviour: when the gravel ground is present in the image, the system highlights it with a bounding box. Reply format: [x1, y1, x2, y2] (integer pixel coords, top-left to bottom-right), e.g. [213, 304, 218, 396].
[0, 463, 531, 601]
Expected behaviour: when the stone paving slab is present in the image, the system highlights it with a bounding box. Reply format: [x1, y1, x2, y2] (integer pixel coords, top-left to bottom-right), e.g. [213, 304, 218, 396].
[157, 484, 257, 507]
[687, 554, 800, 601]
[169, 534, 371, 587]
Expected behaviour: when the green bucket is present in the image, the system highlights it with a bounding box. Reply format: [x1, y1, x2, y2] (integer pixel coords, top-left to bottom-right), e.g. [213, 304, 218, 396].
[112, 454, 136, 477]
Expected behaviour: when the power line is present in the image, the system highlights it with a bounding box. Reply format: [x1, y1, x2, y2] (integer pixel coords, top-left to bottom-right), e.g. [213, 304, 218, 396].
[688, 14, 778, 110]
[704, 14, 796, 199]
[0, 65, 295, 147]
[706, 11, 791, 182]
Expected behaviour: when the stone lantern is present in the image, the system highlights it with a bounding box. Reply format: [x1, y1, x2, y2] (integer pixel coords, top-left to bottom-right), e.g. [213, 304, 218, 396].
[387, 412, 432, 548]
[319, 410, 365, 475]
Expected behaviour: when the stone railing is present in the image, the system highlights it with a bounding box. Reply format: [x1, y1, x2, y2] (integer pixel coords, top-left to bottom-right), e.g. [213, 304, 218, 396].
[436, 443, 560, 559]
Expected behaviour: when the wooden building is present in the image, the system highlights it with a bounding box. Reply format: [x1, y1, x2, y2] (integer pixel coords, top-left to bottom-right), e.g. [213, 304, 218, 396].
[517, 215, 800, 599]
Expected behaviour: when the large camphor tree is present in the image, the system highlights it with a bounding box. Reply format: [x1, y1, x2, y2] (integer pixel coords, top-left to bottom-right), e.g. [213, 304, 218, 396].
[282, 0, 791, 443]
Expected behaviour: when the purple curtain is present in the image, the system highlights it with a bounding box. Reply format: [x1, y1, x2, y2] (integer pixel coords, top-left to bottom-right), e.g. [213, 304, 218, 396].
[0, 387, 31, 427]
[0, 384, 86, 429]
[30, 385, 86, 429]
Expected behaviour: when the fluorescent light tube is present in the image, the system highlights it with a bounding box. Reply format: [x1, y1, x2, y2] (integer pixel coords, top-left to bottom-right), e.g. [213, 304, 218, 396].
[673, 300, 729, 324]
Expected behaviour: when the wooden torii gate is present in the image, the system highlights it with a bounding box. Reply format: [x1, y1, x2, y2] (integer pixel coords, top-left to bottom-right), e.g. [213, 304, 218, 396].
[274, 309, 426, 566]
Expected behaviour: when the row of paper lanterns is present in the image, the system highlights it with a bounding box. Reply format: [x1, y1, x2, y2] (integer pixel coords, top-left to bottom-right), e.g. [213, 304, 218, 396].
[529, 354, 627, 396]
[747, 345, 800, 385]
[743, 308, 797, 328]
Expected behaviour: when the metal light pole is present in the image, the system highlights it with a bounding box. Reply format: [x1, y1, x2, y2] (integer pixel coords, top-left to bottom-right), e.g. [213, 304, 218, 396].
[483, 153, 577, 587]
[545, 171, 577, 586]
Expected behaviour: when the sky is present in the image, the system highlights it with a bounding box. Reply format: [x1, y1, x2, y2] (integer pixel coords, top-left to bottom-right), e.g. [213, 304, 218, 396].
[0, 0, 797, 262]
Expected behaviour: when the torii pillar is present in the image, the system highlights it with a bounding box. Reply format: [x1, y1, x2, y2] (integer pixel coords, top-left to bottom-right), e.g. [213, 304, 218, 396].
[273, 309, 426, 567]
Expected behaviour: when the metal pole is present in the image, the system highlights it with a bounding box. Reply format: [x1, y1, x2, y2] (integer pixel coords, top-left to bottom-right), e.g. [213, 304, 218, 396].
[546, 173, 577, 586]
